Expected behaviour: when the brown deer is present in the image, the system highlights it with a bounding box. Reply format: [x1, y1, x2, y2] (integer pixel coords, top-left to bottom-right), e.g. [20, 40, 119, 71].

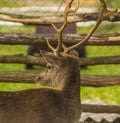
[0, 0, 117, 123]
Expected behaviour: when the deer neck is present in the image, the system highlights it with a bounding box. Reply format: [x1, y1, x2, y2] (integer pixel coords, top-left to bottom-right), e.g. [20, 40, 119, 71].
[60, 60, 80, 101]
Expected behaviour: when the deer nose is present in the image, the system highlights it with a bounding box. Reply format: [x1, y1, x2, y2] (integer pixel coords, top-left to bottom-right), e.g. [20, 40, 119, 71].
[35, 76, 41, 82]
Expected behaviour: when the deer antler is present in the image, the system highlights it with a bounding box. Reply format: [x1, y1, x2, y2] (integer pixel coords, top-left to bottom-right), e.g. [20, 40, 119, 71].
[63, 0, 118, 53]
[47, 0, 79, 56]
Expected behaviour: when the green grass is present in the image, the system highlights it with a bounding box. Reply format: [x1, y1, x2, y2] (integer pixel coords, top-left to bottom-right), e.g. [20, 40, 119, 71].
[83, 46, 120, 76]
[77, 22, 120, 35]
[0, 0, 61, 7]
[0, 25, 35, 34]
[0, 83, 42, 91]
[0, 0, 119, 8]
[81, 86, 120, 104]
[102, 0, 120, 9]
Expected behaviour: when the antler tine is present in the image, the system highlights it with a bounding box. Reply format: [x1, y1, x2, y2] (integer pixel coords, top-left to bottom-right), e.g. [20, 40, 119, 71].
[63, 0, 118, 54]
[66, 0, 79, 13]
[47, 0, 79, 56]
[46, 38, 55, 52]
[60, 0, 79, 31]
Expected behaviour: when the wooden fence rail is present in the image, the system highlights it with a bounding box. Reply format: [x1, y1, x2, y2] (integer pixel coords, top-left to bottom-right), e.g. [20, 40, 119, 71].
[0, 12, 120, 25]
[0, 33, 120, 46]
[82, 104, 120, 114]
[0, 54, 120, 66]
[0, 71, 120, 87]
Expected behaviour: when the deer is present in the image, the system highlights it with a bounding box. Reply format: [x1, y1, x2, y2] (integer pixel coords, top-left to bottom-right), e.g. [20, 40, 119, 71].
[0, 0, 117, 123]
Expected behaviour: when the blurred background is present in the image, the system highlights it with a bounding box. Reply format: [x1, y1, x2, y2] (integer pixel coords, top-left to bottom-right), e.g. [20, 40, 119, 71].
[0, 0, 120, 104]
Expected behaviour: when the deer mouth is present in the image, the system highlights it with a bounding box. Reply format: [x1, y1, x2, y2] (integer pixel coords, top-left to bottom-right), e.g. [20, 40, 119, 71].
[35, 76, 52, 86]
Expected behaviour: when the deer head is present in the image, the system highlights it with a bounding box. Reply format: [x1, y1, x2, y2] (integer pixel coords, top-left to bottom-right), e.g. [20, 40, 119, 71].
[36, 0, 117, 89]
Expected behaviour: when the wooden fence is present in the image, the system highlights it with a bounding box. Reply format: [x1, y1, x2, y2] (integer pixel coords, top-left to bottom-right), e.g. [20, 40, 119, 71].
[0, 11, 120, 114]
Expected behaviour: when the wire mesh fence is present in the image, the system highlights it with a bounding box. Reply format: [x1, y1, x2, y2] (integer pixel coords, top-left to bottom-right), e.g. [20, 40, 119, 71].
[0, 0, 120, 74]
[0, 0, 120, 104]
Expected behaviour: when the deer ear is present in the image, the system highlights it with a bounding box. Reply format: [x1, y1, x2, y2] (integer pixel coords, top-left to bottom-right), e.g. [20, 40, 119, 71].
[40, 50, 61, 66]
[69, 50, 79, 58]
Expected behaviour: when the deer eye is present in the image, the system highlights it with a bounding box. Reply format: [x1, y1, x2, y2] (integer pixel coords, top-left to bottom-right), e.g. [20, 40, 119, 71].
[46, 64, 53, 70]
